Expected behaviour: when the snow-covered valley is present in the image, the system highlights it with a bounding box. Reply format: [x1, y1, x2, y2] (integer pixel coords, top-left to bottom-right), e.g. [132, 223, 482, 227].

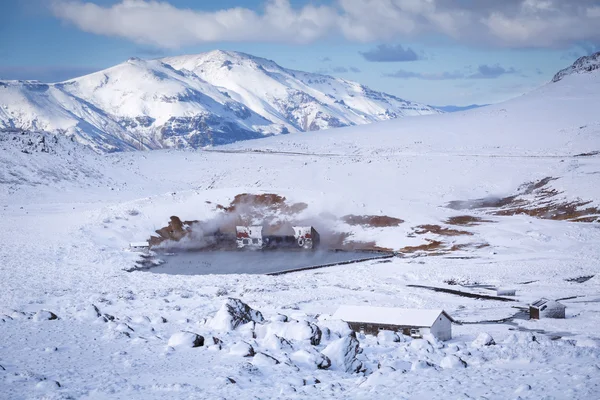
[1, 54, 600, 399]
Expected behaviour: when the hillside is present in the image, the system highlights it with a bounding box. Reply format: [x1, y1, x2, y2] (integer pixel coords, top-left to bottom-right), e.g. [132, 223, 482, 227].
[0, 50, 440, 153]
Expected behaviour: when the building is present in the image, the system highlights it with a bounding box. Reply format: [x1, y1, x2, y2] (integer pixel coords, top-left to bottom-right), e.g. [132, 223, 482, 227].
[129, 241, 150, 252]
[332, 305, 454, 341]
[496, 288, 516, 296]
[236, 225, 320, 251]
[529, 298, 566, 319]
[236, 226, 263, 249]
[292, 226, 320, 250]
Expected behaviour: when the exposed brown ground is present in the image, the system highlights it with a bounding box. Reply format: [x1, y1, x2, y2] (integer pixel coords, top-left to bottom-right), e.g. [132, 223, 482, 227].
[447, 177, 600, 223]
[149, 216, 199, 246]
[413, 224, 473, 236]
[342, 215, 404, 228]
[398, 239, 445, 254]
[445, 215, 493, 226]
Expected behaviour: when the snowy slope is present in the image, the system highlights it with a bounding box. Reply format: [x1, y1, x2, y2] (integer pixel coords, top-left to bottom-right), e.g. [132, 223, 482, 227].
[224, 65, 600, 158]
[1, 57, 599, 399]
[0, 51, 440, 153]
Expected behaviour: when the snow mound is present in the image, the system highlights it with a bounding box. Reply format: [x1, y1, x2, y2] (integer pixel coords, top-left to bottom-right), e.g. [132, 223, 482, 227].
[229, 341, 255, 357]
[472, 332, 496, 347]
[439, 355, 467, 369]
[167, 331, 204, 348]
[32, 310, 58, 321]
[256, 320, 322, 345]
[290, 349, 331, 370]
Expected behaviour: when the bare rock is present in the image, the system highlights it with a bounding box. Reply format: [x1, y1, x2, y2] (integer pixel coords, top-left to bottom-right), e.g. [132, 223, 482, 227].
[168, 331, 204, 348]
[472, 332, 496, 347]
[321, 332, 363, 373]
[32, 310, 58, 321]
[210, 298, 264, 331]
[229, 341, 255, 357]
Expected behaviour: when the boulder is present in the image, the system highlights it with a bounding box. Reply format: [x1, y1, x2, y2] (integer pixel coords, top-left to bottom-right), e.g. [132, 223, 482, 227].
[409, 338, 433, 354]
[76, 304, 102, 321]
[210, 298, 264, 331]
[290, 349, 331, 370]
[32, 310, 58, 321]
[229, 341, 255, 357]
[377, 330, 400, 343]
[252, 352, 280, 366]
[321, 332, 363, 373]
[262, 334, 294, 351]
[35, 380, 61, 390]
[256, 320, 322, 345]
[440, 355, 467, 369]
[411, 360, 438, 371]
[472, 332, 496, 347]
[167, 331, 204, 348]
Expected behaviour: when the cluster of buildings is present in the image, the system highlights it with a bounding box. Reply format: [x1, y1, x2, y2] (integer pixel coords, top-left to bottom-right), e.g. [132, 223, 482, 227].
[333, 296, 566, 341]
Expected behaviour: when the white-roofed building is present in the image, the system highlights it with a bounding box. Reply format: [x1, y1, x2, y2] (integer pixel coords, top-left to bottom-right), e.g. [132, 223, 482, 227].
[529, 298, 566, 319]
[332, 305, 454, 340]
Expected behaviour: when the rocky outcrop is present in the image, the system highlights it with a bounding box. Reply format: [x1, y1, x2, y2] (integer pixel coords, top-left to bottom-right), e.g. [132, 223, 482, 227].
[321, 332, 363, 373]
[552, 51, 600, 82]
[210, 298, 264, 331]
[168, 331, 204, 348]
[32, 310, 58, 321]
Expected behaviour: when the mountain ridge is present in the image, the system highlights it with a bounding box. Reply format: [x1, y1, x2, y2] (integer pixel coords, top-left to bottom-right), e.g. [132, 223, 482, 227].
[0, 50, 440, 153]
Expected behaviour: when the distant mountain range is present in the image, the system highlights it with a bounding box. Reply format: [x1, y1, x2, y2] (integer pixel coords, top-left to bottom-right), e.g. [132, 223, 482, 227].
[432, 104, 489, 113]
[0, 50, 441, 153]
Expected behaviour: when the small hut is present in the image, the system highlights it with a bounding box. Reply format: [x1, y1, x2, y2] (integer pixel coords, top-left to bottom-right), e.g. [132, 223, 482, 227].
[129, 241, 150, 252]
[529, 298, 566, 319]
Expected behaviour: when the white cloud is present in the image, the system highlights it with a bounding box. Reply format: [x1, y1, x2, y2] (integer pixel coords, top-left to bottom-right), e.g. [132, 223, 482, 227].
[50, 0, 600, 49]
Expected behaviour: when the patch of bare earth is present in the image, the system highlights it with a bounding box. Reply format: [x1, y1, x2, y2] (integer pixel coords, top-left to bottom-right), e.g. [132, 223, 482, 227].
[412, 224, 473, 237]
[397, 240, 489, 257]
[448, 177, 600, 223]
[445, 215, 494, 226]
[342, 215, 404, 228]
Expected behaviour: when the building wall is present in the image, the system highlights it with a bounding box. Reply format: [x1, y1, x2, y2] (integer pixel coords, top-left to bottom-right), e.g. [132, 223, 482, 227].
[346, 319, 452, 340]
[429, 315, 452, 341]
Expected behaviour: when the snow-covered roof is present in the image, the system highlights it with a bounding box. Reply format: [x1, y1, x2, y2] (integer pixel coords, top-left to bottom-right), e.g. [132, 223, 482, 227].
[530, 298, 565, 309]
[129, 241, 149, 247]
[332, 305, 453, 328]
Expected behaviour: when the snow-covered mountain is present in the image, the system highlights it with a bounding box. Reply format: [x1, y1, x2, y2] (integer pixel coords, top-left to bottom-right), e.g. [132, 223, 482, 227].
[0, 50, 440, 153]
[552, 51, 600, 82]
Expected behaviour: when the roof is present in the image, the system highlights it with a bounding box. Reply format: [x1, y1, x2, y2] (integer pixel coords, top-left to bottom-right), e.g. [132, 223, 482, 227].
[332, 305, 453, 328]
[530, 298, 566, 309]
[130, 242, 149, 247]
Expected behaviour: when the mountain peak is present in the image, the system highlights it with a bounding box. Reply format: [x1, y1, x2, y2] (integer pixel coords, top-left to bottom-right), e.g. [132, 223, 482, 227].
[552, 51, 600, 83]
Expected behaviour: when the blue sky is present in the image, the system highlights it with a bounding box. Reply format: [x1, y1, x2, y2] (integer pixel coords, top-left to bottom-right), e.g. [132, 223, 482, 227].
[1, 0, 599, 105]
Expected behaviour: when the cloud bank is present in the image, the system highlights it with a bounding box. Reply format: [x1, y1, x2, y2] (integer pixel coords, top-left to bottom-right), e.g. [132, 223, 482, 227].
[360, 44, 420, 62]
[385, 64, 519, 80]
[51, 0, 600, 49]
